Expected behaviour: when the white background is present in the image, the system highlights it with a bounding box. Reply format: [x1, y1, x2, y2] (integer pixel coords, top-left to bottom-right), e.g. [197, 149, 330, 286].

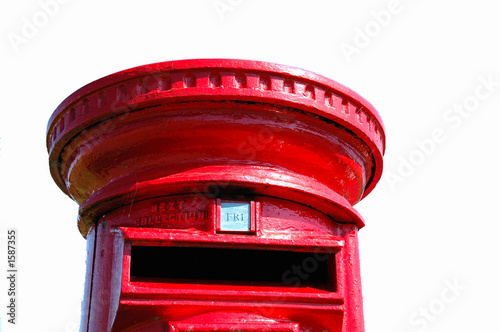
[1, 0, 499, 331]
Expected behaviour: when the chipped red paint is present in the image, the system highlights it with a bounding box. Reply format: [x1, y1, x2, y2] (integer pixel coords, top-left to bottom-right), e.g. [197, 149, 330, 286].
[46, 59, 385, 332]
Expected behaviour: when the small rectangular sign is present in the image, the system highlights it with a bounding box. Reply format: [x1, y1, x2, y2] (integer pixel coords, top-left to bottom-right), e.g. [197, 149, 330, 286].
[220, 202, 251, 232]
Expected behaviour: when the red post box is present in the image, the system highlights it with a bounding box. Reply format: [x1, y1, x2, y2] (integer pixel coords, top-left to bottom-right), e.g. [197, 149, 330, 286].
[46, 59, 385, 332]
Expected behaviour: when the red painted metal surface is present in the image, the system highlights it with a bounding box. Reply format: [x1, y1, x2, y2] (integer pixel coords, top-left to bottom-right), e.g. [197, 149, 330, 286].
[46, 59, 385, 332]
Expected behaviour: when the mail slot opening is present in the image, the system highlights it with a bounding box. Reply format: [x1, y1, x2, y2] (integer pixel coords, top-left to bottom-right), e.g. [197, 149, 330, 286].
[130, 246, 335, 290]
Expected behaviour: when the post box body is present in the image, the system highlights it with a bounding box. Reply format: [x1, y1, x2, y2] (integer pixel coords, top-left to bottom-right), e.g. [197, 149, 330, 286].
[46, 59, 385, 332]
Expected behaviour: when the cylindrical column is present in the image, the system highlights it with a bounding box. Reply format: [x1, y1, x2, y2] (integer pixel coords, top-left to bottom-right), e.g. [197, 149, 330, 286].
[47, 59, 385, 332]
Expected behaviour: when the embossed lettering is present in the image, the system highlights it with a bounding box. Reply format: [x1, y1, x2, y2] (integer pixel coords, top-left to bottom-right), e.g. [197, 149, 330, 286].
[135, 208, 207, 227]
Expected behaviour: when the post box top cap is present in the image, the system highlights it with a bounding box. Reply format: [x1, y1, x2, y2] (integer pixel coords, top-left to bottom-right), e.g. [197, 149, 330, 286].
[47, 59, 385, 201]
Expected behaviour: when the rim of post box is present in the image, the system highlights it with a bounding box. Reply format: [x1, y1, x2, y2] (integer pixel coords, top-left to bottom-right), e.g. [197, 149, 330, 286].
[46, 58, 386, 233]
